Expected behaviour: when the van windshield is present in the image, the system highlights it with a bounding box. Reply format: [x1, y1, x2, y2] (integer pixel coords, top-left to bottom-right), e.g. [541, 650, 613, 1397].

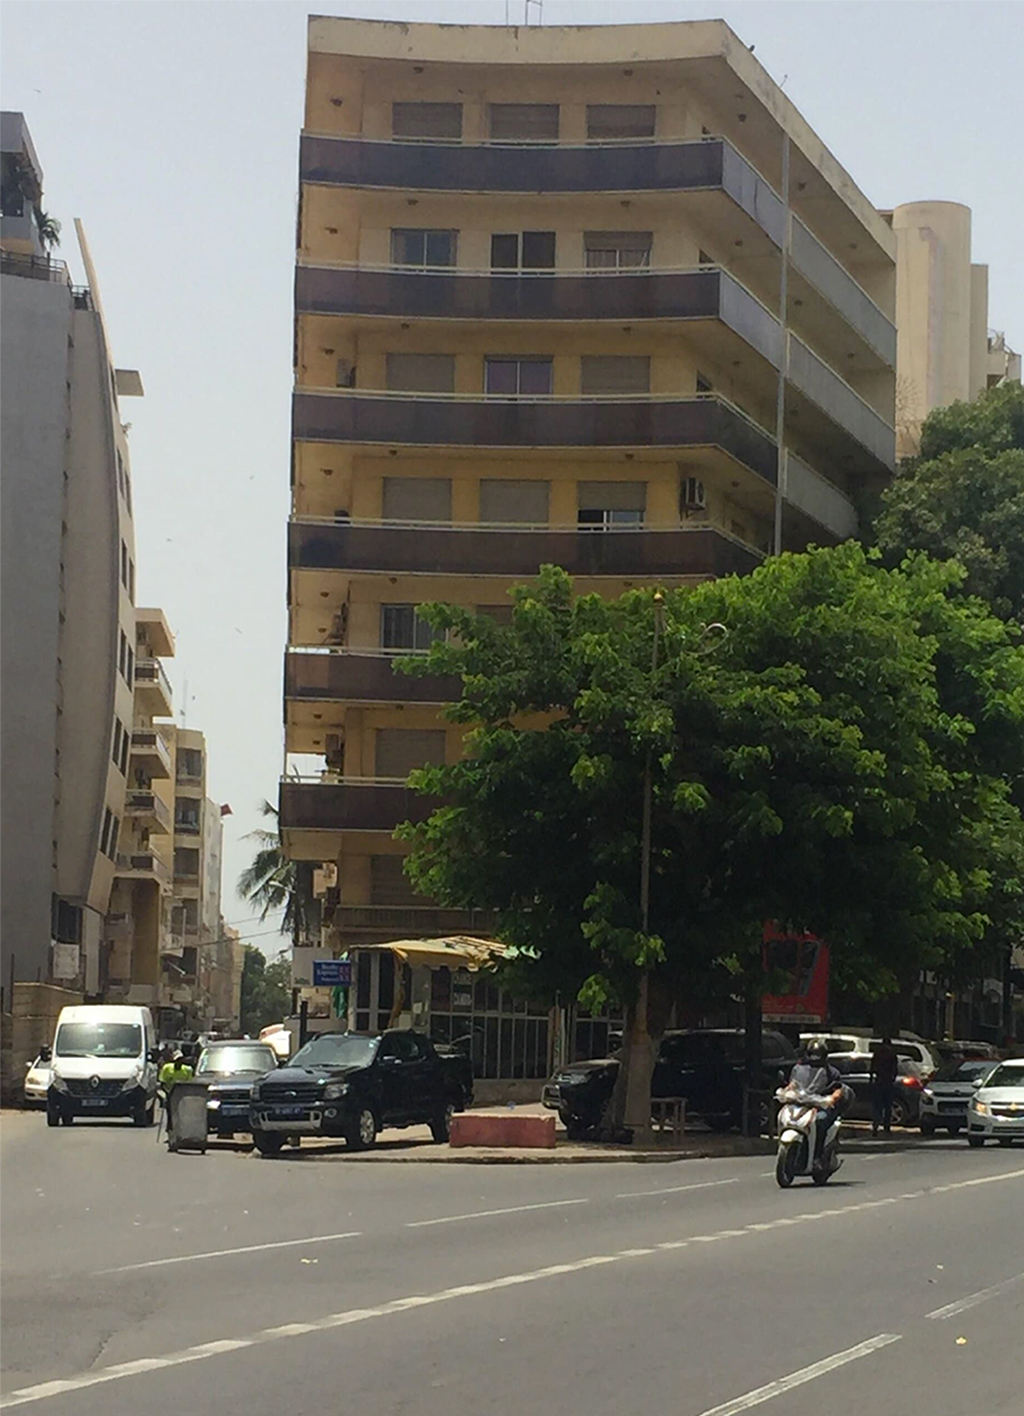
[55, 1023, 142, 1058]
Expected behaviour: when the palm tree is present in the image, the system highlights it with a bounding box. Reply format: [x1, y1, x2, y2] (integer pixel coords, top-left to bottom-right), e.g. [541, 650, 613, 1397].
[34, 209, 61, 265]
[237, 800, 312, 944]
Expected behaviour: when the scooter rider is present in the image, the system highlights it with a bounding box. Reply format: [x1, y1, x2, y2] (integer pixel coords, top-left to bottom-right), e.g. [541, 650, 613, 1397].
[787, 1040, 846, 1149]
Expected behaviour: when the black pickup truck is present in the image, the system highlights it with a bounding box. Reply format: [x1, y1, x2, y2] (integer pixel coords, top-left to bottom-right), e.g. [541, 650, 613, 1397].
[249, 1029, 473, 1154]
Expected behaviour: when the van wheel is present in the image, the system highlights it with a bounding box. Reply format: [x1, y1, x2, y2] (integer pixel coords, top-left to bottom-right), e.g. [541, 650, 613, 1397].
[46, 1104, 60, 1128]
[61, 1112, 74, 1125]
[967, 1135, 985, 1148]
[347, 1108, 377, 1151]
[133, 1098, 154, 1127]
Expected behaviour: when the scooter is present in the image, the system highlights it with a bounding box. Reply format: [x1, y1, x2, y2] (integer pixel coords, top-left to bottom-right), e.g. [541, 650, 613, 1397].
[774, 1087, 843, 1188]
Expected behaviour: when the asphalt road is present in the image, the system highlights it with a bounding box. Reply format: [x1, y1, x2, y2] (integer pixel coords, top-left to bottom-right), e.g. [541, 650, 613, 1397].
[2, 1111, 1022, 1415]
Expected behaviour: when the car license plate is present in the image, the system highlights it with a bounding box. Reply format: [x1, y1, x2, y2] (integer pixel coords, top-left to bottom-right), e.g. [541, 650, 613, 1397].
[81, 1098, 107, 1108]
[271, 1105, 306, 1119]
[221, 1105, 247, 1116]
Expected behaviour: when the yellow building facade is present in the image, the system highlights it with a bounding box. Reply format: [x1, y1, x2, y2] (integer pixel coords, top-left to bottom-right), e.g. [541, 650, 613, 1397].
[283, 18, 897, 949]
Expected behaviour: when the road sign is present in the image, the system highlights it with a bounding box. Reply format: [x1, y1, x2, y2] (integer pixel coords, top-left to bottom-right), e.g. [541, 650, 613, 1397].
[312, 958, 352, 987]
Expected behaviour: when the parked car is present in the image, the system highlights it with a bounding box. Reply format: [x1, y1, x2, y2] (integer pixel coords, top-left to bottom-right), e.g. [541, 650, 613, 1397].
[542, 1028, 797, 1139]
[801, 1032, 940, 1079]
[23, 1054, 52, 1108]
[933, 1040, 1001, 1065]
[249, 1029, 473, 1155]
[194, 1040, 280, 1138]
[919, 1058, 996, 1136]
[828, 1053, 925, 1127]
[47, 1004, 158, 1127]
[966, 1058, 1024, 1147]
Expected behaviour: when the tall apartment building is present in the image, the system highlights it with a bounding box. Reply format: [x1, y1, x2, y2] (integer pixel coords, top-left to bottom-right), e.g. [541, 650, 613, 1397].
[887, 201, 1021, 457]
[281, 19, 898, 959]
[1, 112, 147, 997]
[103, 609, 176, 1003]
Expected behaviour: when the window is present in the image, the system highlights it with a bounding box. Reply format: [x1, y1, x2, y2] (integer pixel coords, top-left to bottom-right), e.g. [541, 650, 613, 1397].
[696, 372, 713, 393]
[392, 102, 462, 141]
[374, 728, 446, 778]
[370, 854, 422, 906]
[390, 229, 458, 267]
[126, 643, 134, 683]
[174, 847, 200, 879]
[120, 540, 128, 589]
[123, 470, 132, 516]
[112, 720, 123, 770]
[118, 630, 129, 682]
[177, 747, 203, 781]
[108, 815, 119, 859]
[128, 560, 135, 604]
[578, 480, 646, 528]
[488, 103, 559, 143]
[120, 727, 129, 775]
[381, 476, 452, 522]
[385, 353, 456, 393]
[479, 479, 550, 525]
[175, 800, 201, 833]
[100, 807, 114, 857]
[587, 104, 656, 141]
[485, 357, 553, 396]
[116, 450, 125, 498]
[380, 604, 443, 652]
[584, 231, 653, 270]
[490, 231, 556, 270]
[580, 355, 650, 395]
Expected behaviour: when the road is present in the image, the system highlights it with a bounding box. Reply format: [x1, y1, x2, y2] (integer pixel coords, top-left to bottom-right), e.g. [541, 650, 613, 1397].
[1, 1111, 1022, 1415]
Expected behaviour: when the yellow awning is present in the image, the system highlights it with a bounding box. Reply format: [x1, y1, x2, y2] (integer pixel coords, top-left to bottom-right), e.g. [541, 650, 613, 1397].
[353, 936, 506, 971]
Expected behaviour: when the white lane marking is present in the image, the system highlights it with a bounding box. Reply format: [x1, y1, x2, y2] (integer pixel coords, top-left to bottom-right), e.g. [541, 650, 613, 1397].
[926, 1270, 1024, 1321]
[405, 1197, 588, 1229]
[96, 1230, 363, 1275]
[695, 1333, 902, 1416]
[6, 1163, 1022, 1410]
[616, 1177, 740, 1200]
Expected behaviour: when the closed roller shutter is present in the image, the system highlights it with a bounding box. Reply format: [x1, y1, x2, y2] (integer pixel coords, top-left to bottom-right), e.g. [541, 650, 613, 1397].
[370, 855, 421, 905]
[392, 103, 463, 140]
[374, 729, 447, 778]
[479, 479, 550, 524]
[385, 353, 456, 393]
[580, 355, 651, 395]
[382, 477, 452, 521]
[577, 481, 647, 511]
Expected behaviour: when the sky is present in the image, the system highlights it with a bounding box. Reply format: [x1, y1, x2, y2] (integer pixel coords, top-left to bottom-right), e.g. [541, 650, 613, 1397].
[3, 1, 1022, 953]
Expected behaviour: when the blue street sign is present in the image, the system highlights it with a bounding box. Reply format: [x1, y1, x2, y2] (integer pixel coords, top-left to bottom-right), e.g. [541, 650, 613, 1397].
[312, 958, 352, 987]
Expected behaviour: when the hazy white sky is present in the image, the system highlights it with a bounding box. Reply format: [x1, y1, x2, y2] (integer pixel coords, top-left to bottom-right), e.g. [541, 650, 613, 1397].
[3, 1, 1022, 951]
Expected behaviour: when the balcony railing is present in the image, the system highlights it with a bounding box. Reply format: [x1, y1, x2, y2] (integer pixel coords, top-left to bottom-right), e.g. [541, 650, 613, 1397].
[285, 649, 459, 704]
[115, 852, 171, 889]
[787, 336, 895, 470]
[292, 389, 780, 481]
[299, 131, 894, 365]
[289, 518, 764, 581]
[174, 818, 202, 836]
[0, 247, 71, 283]
[124, 791, 173, 834]
[129, 729, 172, 779]
[280, 777, 438, 834]
[331, 904, 498, 940]
[134, 657, 173, 711]
[784, 451, 858, 540]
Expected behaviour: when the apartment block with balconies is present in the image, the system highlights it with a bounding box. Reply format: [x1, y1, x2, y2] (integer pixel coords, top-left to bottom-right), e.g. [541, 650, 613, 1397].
[282, 18, 897, 948]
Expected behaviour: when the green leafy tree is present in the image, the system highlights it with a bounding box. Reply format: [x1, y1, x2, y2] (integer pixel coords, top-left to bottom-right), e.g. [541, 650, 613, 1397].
[398, 550, 1024, 1136]
[239, 946, 291, 1035]
[237, 799, 314, 945]
[875, 383, 1024, 621]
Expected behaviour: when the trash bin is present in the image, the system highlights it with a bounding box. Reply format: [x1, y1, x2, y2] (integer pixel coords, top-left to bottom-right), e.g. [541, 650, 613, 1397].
[167, 1080, 209, 1153]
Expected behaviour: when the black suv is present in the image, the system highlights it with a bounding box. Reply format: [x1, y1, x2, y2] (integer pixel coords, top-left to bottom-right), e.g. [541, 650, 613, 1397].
[194, 1040, 280, 1138]
[249, 1029, 473, 1154]
[542, 1028, 796, 1138]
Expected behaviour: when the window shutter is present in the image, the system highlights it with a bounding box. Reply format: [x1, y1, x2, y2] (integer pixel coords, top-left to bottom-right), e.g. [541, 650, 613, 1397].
[479, 480, 550, 524]
[580, 355, 651, 395]
[392, 103, 463, 140]
[489, 104, 559, 142]
[577, 480, 647, 512]
[382, 477, 452, 522]
[586, 105, 656, 140]
[385, 354, 456, 393]
[374, 729, 447, 778]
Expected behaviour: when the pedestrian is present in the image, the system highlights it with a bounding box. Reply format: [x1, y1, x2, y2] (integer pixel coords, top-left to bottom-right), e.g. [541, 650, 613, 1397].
[159, 1048, 193, 1146]
[870, 1036, 899, 1136]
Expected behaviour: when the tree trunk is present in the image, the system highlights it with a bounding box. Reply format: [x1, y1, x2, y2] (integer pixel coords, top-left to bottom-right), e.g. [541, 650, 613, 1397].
[743, 980, 762, 1137]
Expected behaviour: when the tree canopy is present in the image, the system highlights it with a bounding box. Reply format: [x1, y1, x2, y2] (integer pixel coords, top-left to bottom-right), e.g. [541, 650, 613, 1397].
[239, 946, 291, 1036]
[398, 547, 1024, 1038]
[875, 383, 1024, 622]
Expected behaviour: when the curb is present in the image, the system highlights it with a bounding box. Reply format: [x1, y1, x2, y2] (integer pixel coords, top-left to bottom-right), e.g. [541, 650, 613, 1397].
[246, 1138, 777, 1165]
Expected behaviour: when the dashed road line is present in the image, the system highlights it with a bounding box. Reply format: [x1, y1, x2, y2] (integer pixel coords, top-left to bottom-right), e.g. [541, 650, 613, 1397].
[406, 1198, 588, 1228]
[926, 1270, 1024, 1321]
[615, 1177, 740, 1200]
[695, 1334, 902, 1415]
[96, 1230, 363, 1275]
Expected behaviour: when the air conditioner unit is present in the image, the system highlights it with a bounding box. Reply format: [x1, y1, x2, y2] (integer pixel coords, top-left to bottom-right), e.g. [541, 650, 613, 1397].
[681, 477, 707, 512]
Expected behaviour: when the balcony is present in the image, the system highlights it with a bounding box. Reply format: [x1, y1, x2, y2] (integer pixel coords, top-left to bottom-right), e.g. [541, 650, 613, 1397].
[296, 264, 779, 357]
[115, 852, 171, 890]
[280, 778, 438, 848]
[784, 451, 858, 541]
[289, 518, 763, 582]
[787, 336, 894, 472]
[130, 729, 172, 780]
[134, 658, 173, 717]
[174, 818, 202, 838]
[285, 649, 459, 705]
[124, 791, 173, 835]
[299, 132, 893, 366]
[292, 390, 779, 482]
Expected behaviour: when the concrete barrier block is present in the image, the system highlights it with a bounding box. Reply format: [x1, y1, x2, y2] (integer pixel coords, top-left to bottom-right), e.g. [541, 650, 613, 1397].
[449, 1111, 556, 1149]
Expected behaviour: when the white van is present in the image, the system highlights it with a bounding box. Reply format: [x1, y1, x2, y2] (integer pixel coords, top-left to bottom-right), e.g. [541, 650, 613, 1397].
[45, 1005, 158, 1127]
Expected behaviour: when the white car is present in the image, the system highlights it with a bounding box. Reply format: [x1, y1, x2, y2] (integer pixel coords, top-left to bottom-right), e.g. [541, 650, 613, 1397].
[23, 1055, 52, 1108]
[801, 1033, 939, 1079]
[920, 1058, 994, 1135]
[966, 1058, 1024, 1147]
